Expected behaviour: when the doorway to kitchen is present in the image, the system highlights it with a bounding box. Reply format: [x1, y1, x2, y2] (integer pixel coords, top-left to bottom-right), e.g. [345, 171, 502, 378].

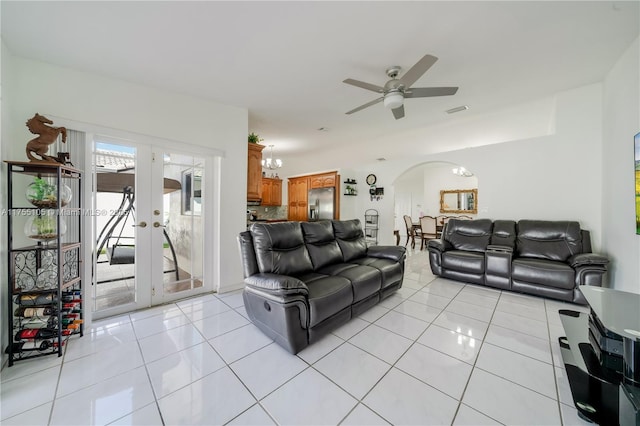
[91, 137, 211, 319]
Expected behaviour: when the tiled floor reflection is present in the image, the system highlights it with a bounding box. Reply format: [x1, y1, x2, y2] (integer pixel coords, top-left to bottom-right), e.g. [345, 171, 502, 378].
[1, 248, 591, 425]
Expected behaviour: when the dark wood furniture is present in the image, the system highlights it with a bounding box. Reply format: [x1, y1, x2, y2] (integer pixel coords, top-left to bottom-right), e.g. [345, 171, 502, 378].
[559, 286, 640, 425]
[247, 143, 264, 203]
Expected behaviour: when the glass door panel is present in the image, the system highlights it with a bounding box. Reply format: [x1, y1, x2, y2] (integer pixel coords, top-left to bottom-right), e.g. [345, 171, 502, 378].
[92, 142, 210, 317]
[153, 152, 205, 304]
[92, 141, 150, 317]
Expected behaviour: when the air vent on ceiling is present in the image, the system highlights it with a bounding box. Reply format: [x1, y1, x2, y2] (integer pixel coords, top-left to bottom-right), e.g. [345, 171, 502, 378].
[446, 105, 469, 114]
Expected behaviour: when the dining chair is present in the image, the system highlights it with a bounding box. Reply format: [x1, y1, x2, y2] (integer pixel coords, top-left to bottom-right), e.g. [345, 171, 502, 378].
[403, 215, 421, 249]
[419, 215, 437, 249]
[435, 215, 447, 238]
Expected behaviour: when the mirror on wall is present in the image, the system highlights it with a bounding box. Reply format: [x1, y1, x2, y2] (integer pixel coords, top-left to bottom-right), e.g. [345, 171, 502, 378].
[440, 189, 477, 214]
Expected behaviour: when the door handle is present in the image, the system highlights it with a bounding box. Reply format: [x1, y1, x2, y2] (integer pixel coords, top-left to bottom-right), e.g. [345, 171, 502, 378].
[153, 222, 165, 228]
[133, 221, 147, 228]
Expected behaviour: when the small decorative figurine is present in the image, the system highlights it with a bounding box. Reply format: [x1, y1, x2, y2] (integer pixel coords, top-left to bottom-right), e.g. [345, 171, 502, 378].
[25, 113, 67, 163]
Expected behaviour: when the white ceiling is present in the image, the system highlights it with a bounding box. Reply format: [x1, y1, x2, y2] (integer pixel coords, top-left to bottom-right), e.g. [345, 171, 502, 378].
[2, 1, 638, 169]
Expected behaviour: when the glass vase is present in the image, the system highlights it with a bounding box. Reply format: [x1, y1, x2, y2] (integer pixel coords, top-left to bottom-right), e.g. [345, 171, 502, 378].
[24, 212, 67, 243]
[25, 180, 72, 208]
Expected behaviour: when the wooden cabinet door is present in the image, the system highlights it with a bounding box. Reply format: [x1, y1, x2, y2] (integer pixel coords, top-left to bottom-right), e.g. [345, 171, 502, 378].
[247, 144, 264, 202]
[309, 172, 337, 188]
[261, 178, 282, 206]
[321, 174, 336, 187]
[288, 177, 308, 221]
[309, 176, 324, 189]
[271, 179, 282, 206]
[261, 179, 273, 205]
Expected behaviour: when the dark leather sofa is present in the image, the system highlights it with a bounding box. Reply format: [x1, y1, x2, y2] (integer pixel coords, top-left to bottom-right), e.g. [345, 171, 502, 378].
[238, 219, 406, 354]
[428, 219, 609, 304]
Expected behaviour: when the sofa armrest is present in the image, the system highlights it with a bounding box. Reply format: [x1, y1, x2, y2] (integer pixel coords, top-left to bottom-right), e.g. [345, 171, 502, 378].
[245, 273, 309, 296]
[568, 253, 609, 268]
[367, 245, 406, 262]
[427, 239, 452, 252]
[487, 244, 513, 253]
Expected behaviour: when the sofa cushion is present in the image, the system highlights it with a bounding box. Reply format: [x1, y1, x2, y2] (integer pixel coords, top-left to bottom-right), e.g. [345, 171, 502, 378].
[301, 221, 343, 270]
[333, 219, 367, 261]
[444, 219, 493, 252]
[512, 258, 575, 290]
[319, 263, 381, 302]
[251, 222, 314, 276]
[351, 257, 403, 288]
[442, 250, 485, 274]
[516, 220, 582, 262]
[306, 276, 354, 327]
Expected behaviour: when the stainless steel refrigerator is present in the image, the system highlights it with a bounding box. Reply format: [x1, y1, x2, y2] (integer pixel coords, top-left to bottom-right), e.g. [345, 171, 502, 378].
[308, 187, 335, 221]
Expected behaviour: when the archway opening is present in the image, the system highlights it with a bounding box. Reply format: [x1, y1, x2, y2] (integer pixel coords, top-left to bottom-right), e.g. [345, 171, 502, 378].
[394, 161, 478, 247]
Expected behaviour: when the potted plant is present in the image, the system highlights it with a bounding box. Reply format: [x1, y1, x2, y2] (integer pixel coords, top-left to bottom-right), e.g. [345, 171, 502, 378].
[25, 177, 71, 208]
[248, 132, 263, 144]
[24, 212, 67, 243]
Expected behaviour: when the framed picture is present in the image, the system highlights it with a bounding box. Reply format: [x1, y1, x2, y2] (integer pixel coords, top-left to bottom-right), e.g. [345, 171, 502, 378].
[636, 132, 640, 234]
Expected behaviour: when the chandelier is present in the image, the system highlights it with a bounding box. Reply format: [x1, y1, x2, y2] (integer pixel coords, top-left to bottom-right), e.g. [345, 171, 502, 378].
[262, 145, 283, 170]
[452, 166, 473, 177]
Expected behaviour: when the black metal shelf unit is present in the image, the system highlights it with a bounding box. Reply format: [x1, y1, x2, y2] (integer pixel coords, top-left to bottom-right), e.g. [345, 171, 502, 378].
[364, 209, 378, 246]
[5, 161, 83, 366]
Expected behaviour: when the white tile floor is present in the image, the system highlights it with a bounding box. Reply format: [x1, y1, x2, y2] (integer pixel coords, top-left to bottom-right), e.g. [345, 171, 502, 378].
[0, 249, 594, 425]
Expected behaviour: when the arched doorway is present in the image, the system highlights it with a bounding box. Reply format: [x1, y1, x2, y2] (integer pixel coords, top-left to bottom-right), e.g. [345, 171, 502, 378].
[394, 161, 478, 245]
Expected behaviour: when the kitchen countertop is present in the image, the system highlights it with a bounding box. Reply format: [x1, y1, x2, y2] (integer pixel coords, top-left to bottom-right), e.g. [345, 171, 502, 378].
[247, 219, 288, 224]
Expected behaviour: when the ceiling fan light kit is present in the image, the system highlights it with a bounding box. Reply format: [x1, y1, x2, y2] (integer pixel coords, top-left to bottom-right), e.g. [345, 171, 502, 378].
[383, 91, 404, 110]
[343, 54, 459, 120]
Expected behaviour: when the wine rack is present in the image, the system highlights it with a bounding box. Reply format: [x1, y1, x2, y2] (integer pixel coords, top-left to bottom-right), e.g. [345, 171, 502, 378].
[5, 161, 83, 366]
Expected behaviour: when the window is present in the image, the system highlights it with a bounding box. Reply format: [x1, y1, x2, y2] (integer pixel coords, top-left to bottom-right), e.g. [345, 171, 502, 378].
[181, 169, 202, 215]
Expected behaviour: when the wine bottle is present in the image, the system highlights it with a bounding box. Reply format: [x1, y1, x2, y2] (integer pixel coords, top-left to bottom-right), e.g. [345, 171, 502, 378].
[14, 306, 56, 317]
[15, 328, 58, 340]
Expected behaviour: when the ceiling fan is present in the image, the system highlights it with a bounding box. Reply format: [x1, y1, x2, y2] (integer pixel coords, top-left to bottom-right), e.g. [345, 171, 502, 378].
[343, 54, 458, 120]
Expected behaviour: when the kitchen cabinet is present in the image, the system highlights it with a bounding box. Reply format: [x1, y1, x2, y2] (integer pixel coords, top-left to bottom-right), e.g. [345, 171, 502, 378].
[288, 172, 340, 221]
[288, 176, 308, 221]
[261, 178, 282, 206]
[247, 143, 265, 202]
[309, 172, 337, 189]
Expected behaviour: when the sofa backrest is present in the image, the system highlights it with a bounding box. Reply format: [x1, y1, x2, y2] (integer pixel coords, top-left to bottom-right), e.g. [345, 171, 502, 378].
[250, 222, 314, 276]
[238, 231, 259, 278]
[516, 220, 583, 261]
[444, 219, 493, 252]
[301, 221, 343, 269]
[332, 219, 367, 261]
[491, 220, 516, 248]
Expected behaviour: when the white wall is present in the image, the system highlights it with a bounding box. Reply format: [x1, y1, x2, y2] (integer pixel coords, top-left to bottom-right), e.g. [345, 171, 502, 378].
[601, 36, 640, 294]
[353, 84, 605, 260]
[422, 166, 478, 217]
[0, 40, 7, 367]
[1, 52, 248, 299]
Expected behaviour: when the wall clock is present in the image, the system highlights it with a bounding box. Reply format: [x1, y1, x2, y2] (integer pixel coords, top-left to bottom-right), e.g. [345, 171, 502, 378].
[366, 174, 377, 185]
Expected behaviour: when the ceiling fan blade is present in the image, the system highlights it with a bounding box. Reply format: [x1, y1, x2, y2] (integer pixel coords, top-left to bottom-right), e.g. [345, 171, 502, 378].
[400, 54, 438, 88]
[392, 105, 405, 120]
[405, 87, 459, 98]
[345, 97, 383, 115]
[343, 78, 385, 93]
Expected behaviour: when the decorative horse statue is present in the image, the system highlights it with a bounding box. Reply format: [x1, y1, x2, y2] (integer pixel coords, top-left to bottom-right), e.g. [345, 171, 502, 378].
[25, 113, 67, 162]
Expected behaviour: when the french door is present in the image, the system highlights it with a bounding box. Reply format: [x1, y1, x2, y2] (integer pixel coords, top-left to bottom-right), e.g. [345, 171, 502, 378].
[92, 138, 209, 318]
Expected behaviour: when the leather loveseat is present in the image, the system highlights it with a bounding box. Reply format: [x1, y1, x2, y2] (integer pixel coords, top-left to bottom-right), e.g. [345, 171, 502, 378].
[238, 219, 406, 354]
[428, 219, 608, 304]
